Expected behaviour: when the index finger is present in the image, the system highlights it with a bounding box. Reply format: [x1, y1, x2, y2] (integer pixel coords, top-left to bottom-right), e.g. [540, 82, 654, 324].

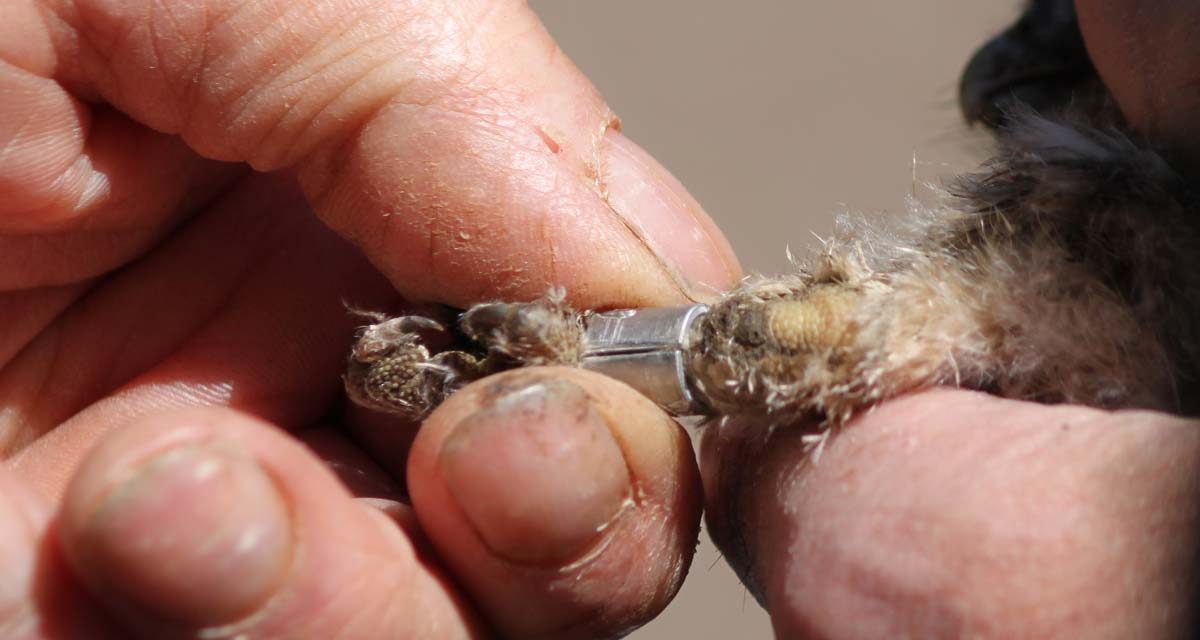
[36, 0, 741, 307]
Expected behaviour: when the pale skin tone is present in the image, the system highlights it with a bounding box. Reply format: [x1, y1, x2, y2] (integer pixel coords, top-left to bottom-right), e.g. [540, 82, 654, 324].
[0, 0, 1196, 638]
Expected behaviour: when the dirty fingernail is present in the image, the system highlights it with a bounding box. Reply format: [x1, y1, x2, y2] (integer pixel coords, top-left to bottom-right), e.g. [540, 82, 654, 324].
[600, 129, 741, 301]
[440, 378, 631, 563]
[72, 442, 292, 626]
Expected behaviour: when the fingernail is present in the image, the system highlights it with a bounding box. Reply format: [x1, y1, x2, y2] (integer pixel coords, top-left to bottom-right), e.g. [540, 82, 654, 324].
[440, 379, 631, 564]
[599, 130, 741, 301]
[74, 442, 292, 626]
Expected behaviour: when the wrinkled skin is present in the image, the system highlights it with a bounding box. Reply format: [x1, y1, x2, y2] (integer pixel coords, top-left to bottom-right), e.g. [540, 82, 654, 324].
[1, 1, 1199, 639]
[0, 1, 735, 637]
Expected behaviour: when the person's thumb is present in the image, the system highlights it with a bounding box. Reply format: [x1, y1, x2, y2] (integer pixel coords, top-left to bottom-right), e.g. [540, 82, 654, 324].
[701, 390, 1200, 638]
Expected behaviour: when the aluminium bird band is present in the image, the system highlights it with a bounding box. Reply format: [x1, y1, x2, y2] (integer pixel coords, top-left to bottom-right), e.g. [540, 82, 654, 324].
[578, 304, 710, 415]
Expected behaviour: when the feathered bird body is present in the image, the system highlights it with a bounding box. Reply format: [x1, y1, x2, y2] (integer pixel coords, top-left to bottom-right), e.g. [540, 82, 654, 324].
[689, 116, 1200, 423]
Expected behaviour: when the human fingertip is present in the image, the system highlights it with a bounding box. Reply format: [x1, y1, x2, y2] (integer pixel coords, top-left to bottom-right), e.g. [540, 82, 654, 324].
[411, 367, 702, 637]
[599, 129, 742, 302]
[438, 377, 632, 564]
[63, 439, 292, 628]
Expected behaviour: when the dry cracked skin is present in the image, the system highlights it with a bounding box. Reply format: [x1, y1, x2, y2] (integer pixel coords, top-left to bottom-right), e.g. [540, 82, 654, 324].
[345, 0, 1200, 435]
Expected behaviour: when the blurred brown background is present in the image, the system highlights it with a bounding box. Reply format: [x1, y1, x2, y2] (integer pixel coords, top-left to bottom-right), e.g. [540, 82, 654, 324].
[527, 1, 1019, 637]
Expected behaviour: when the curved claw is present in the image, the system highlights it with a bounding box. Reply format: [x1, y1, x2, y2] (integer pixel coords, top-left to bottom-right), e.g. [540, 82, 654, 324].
[352, 315, 445, 362]
[388, 315, 447, 333]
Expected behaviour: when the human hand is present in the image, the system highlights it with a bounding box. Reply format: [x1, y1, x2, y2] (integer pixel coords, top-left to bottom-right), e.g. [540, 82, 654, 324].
[0, 0, 740, 636]
[700, 392, 1200, 637]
